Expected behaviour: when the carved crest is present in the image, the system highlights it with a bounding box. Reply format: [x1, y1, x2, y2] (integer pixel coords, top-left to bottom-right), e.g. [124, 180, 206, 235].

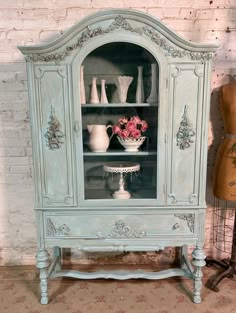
[28, 16, 213, 63]
[97, 220, 146, 239]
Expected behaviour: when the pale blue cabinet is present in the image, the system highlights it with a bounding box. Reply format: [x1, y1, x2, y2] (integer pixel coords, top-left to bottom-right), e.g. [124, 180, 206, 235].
[19, 9, 218, 305]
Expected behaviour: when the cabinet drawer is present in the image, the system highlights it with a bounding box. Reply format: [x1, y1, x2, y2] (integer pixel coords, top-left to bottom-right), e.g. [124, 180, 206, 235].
[44, 212, 196, 239]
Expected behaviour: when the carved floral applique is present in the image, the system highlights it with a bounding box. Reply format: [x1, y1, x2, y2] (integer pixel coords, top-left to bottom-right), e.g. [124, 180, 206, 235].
[176, 105, 195, 150]
[97, 220, 146, 238]
[44, 107, 64, 150]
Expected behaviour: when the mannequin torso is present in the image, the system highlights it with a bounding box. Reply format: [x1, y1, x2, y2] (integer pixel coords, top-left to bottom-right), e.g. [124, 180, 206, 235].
[213, 83, 236, 201]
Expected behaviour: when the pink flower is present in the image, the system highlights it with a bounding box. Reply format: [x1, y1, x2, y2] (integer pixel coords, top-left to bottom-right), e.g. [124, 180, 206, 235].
[141, 120, 148, 132]
[115, 115, 147, 139]
[112, 125, 121, 135]
[130, 129, 141, 138]
[126, 121, 136, 131]
[131, 116, 141, 124]
[120, 129, 130, 138]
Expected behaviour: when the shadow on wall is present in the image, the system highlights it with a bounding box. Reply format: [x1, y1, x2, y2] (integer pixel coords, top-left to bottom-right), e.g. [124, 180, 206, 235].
[0, 61, 36, 266]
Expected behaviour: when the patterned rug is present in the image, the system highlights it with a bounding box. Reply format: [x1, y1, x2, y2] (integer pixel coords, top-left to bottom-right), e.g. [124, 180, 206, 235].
[0, 265, 235, 313]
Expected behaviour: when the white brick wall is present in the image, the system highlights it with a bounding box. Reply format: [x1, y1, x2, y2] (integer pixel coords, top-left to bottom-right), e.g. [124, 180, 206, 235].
[0, 0, 235, 265]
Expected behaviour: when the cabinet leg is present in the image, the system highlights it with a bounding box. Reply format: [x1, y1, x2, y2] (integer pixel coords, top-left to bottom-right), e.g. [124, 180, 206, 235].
[192, 247, 206, 304]
[36, 249, 50, 304]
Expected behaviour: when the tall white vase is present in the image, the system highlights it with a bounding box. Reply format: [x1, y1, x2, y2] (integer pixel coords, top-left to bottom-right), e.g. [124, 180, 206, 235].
[80, 65, 86, 105]
[135, 66, 144, 103]
[90, 77, 99, 104]
[146, 63, 158, 103]
[114, 76, 133, 103]
[100, 79, 108, 103]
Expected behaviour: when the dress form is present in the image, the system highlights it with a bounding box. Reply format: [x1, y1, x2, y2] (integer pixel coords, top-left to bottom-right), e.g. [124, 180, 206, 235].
[213, 83, 236, 201]
[207, 82, 236, 292]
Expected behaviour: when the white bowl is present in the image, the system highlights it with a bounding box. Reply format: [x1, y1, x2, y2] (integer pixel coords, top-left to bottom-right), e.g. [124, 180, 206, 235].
[117, 136, 146, 152]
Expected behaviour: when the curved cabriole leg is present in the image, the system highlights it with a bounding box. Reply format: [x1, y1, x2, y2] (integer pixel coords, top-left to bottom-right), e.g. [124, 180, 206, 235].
[192, 247, 206, 304]
[36, 249, 50, 304]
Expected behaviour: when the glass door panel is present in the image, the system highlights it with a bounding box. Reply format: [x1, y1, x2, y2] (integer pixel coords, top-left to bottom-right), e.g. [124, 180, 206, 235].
[80, 43, 159, 201]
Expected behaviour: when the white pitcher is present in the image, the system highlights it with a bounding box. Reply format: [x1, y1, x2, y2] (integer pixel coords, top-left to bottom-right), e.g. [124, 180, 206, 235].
[87, 125, 112, 152]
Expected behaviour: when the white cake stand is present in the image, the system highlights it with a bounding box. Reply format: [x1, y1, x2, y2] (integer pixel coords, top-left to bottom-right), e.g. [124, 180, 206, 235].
[103, 161, 140, 199]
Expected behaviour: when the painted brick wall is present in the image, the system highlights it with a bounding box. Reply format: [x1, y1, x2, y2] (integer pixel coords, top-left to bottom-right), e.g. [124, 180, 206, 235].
[0, 0, 236, 265]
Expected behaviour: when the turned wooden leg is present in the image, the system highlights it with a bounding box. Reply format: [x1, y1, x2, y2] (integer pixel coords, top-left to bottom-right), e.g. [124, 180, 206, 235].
[192, 247, 206, 304]
[36, 249, 50, 304]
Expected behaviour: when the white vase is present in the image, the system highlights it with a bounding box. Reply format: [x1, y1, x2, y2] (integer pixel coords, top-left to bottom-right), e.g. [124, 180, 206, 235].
[80, 65, 86, 105]
[100, 79, 108, 103]
[136, 66, 144, 103]
[90, 77, 99, 104]
[146, 63, 158, 103]
[114, 76, 133, 103]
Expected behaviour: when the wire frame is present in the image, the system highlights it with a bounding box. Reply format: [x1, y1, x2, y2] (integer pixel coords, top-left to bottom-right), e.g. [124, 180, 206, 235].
[213, 197, 235, 254]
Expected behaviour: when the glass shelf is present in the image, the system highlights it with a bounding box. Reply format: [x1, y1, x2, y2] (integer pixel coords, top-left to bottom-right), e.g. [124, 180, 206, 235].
[83, 150, 157, 156]
[82, 102, 157, 108]
[85, 188, 157, 200]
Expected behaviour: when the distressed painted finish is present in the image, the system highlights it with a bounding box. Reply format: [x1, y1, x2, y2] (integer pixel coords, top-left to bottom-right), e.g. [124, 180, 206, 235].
[44, 212, 196, 239]
[167, 63, 205, 206]
[18, 9, 218, 305]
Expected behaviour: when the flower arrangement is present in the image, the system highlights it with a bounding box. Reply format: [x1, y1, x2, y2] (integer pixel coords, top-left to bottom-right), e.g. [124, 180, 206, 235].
[112, 116, 148, 139]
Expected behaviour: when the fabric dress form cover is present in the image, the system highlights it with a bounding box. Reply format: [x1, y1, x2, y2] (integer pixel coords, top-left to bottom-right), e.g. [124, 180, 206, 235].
[213, 83, 236, 201]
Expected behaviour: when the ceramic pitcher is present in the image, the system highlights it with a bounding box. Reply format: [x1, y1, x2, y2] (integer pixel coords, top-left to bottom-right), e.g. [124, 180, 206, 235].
[87, 124, 112, 152]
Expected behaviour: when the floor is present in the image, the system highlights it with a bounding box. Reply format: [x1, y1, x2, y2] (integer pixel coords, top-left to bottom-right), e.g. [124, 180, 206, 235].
[0, 265, 235, 313]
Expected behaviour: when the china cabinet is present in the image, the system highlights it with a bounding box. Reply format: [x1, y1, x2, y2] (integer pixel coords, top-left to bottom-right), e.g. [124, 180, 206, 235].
[18, 9, 218, 304]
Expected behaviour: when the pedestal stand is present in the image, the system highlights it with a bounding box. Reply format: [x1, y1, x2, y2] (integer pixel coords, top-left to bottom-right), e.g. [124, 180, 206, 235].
[103, 162, 140, 199]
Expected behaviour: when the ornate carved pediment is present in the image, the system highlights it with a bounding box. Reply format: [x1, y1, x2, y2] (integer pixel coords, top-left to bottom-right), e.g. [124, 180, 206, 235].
[26, 15, 214, 63]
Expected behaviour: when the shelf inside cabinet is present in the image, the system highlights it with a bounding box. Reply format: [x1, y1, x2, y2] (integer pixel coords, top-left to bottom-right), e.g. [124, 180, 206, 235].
[81, 103, 157, 108]
[85, 188, 157, 200]
[83, 150, 157, 156]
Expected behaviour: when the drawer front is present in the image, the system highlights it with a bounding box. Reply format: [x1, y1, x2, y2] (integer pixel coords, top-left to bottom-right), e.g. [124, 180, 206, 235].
[44, 212, 196, 239]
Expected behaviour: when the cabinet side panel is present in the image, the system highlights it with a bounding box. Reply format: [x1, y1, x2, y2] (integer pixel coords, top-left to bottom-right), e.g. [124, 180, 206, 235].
[25, 62, 42, 206]
[167, 64, 204, 205]
[34, 65, 74, 207]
